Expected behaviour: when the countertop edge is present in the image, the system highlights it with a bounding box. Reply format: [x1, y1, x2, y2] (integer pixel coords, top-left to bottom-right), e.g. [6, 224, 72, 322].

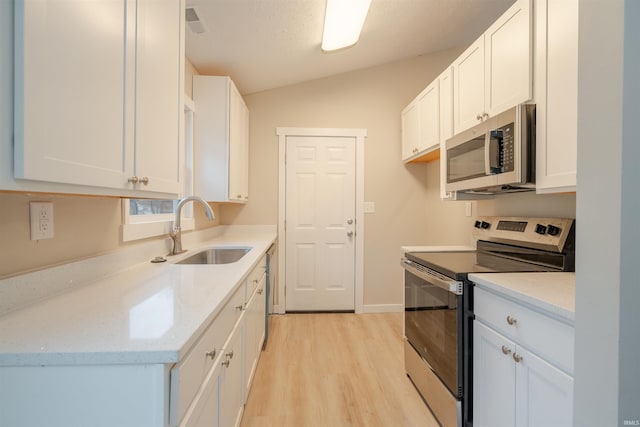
[468, 272, 575, 324]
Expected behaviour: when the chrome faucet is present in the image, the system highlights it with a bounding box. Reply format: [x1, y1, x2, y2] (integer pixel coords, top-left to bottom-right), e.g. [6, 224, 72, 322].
[169, 196, 215, 255]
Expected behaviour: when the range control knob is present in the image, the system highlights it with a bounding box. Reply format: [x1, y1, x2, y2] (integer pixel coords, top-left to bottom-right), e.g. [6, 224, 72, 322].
[535, 224, 547, 235]
[547, 225, 561, 236]
[474, 220, 482, 229]
[481, 221, 491, 230]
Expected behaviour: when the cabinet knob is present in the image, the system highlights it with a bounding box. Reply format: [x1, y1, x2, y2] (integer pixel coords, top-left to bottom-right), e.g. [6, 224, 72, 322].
[482, 112, 489, 120]
[225, 350, 234, 359]
[476, 114, 483, 121]
[237, 194, 242, 198]
[205, 349, 217, 359]
[139, 176, 149, 185]
[257, 289, 263, 295]
[506, 315, 517, 326]
[501, 345, 511, 355]
[347, 231, 354, 237]
[222, 359, 230, 368]
[128, 176, 139, 184]
[235, 304, 244, 311]
[513, 353, 523, 363]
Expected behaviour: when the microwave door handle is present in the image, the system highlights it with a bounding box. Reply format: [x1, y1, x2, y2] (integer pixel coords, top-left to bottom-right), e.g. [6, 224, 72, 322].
[484, 133, 492, 175]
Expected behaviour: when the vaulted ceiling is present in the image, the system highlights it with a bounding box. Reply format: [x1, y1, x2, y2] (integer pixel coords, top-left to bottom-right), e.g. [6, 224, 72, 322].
[185, 0, 516, 95]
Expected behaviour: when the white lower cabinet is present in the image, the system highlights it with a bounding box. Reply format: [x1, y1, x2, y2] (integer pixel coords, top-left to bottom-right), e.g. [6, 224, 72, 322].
[0, 252, 270, 427]
[473, 287, 574, 427]
[219, 320, 245, 427]
[244, 272, 266, 401]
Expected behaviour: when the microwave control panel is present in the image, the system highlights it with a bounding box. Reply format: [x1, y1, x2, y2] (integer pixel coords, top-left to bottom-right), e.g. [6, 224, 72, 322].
[498, 122, 515, 172]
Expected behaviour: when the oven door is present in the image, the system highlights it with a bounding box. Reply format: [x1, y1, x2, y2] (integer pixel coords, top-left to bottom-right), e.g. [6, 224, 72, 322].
[403, 259, 463, 397]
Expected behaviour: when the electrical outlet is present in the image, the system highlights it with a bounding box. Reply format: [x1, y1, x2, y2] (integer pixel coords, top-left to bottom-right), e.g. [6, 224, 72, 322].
[30, 202, 54, 240]
[364, 201, 376, 214]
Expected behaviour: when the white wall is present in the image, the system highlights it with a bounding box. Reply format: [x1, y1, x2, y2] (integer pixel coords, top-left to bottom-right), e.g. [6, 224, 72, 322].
[574, 0, 640, 425]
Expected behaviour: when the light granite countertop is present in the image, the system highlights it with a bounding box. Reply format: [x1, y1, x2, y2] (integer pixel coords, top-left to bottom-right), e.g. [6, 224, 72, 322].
[0, 231, 276, 367]
[468, 272, 576, 323]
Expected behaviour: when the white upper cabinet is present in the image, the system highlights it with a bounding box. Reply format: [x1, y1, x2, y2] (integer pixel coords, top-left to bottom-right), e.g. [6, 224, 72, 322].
[454, 0, 532, 134]
[453, 37, 486, 134]
[193, 76, 249, 203]
[534, 0, 578, 193]
[401, 79, 440, 162]
[13, 0, 183, 196]
[438, 67, 456, 199]
[401, 102, 419, 160]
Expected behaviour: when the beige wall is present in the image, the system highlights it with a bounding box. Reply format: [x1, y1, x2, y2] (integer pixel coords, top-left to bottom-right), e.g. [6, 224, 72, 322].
[221, 50, 467, 306]
[0, 57, 218, 279]
[220, 51, 576, 307]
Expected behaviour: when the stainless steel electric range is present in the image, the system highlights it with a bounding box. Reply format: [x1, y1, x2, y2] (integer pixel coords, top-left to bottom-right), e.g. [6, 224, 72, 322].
[402, 216, 575, 427]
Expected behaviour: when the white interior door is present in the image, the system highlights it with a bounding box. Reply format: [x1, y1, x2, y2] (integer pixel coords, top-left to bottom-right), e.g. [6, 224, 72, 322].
[285, 135, 356, 311]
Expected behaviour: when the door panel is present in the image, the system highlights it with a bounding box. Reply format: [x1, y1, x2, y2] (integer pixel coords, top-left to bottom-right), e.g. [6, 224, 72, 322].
[285, 136, 356, 311]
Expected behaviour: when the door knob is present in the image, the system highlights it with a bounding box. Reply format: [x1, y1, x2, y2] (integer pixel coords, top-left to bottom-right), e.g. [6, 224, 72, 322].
[347, 231, 354, 237]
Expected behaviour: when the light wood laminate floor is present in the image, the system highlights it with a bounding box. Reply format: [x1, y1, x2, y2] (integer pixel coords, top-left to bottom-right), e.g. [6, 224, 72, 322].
[241, 312, 439, 427]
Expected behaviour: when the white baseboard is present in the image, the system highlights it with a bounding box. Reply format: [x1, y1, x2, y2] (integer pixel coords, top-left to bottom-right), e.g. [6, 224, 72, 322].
[362, 303, 404, 313]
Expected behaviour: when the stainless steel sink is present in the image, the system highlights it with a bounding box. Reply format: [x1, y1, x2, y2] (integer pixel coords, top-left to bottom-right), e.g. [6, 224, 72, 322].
[175, 247, 251, 265]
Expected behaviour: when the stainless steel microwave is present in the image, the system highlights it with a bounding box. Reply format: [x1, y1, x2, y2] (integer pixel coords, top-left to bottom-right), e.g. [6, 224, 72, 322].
[445, 104, 535, 194]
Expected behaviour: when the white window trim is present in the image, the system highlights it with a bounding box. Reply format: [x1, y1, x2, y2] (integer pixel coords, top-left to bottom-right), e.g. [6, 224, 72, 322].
[121, 95, 196, 242]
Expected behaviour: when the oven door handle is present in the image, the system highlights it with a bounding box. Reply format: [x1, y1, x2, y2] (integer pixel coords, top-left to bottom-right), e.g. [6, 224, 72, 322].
[401, 258, 463, 295]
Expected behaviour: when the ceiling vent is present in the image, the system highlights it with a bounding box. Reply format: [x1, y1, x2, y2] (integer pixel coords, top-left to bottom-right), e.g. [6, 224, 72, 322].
[185, 7, 206, 34]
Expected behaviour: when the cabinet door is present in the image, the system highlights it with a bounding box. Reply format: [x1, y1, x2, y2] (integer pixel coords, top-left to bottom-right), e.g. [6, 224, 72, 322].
[534, 0, 578, 193]
[134, 0, 182, 194]
[514, 346, 573, 427]
[484, 0, 532, 116]
[14, 0, 133, 188]
[418, 81, 440, 153]
[453, 36, 486, 134]
[181, 362, 221, 427]
[401, 101, 419, 160]
[219, 321, 244, 427]
[228, 83, 249, 202]
[473, 322, 516, 427]
[438, 67, 454, 199]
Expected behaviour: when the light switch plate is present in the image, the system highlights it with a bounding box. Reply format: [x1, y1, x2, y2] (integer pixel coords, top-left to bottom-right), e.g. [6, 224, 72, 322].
[364, 201, 375, 214]
[30, 202, 54, 240]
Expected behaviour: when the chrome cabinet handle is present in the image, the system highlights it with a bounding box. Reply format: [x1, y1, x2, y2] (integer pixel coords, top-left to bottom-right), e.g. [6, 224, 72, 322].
[513, 353, 523, 363]
[205, 349, 217, 359]
[501, 345, 511, 355]
[222, 359, 230, 367]
[506, 315, 517, 326]
[225, 350, 234, 359]
[128, 176, 139, 184]
[139, 176, 149, 185]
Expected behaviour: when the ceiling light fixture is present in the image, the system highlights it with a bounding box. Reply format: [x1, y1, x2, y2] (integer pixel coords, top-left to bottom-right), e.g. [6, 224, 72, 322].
[321, 0, 372, 53]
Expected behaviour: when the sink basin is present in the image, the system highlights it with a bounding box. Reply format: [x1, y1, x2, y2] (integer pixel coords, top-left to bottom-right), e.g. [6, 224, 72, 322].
[176, 247, 251, 265]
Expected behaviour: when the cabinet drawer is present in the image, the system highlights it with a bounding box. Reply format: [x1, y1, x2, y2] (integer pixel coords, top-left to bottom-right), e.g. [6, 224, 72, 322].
[474, 287, 574, 374]
[169, 283, 245, 426]
[246, 255, 267, 297]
